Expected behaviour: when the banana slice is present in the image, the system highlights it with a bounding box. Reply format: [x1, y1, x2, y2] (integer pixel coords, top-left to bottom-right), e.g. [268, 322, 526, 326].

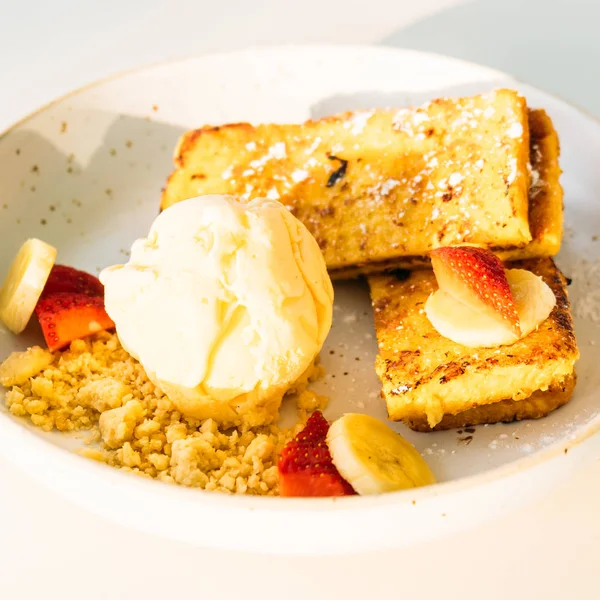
[0, 239, 57, 334]
[425, 268, 556, 348]
[507, 269, 556, 335]
[326, 413, 436, 495]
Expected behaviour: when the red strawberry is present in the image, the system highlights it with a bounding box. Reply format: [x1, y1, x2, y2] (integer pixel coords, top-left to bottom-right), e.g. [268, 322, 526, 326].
[430, 246, 520, 335]
[278, 411, 355, 497]
[35, 292, 114, 352]
[41, 265, 104, 298]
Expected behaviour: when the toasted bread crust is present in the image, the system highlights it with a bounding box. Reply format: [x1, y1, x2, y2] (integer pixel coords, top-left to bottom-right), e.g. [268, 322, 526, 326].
[496, 108, 563, 261]
[162, 90, 532, 273]
[368, 258, 579, 428]
[405, 373, 575, 431]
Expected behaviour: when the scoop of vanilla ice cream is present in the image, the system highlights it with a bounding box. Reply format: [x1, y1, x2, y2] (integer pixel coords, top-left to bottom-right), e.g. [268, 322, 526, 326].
[100, 195, 333, 426]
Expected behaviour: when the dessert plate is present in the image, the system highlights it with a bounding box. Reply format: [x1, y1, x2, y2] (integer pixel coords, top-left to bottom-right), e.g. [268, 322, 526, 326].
[0, 45, 599, 555]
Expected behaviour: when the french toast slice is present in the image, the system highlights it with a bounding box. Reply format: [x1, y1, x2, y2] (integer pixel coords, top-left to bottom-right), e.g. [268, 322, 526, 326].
[162, 90, 532, 274]
[368, 258, 579, 430]
[406, 374, 575, 432]
[332, 108, 563, 278]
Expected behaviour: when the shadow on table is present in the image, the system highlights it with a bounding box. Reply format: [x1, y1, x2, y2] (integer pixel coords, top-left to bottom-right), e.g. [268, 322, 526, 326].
[381, 0, 600, 116]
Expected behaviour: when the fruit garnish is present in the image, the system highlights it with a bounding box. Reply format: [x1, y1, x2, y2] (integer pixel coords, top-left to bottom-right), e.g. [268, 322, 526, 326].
[430, 246, 520, 336]
[42, 265, 104, 298]
[0, 239, 57, 334]
[35, 292, 114, 352]
[278, 411, 355, 497]
[326, 413, 436, 495]
[506, 269, 556, 335]
[426, 264, 556, 348]
[33, 265, 114, 351]
[327, 413, 435, 496]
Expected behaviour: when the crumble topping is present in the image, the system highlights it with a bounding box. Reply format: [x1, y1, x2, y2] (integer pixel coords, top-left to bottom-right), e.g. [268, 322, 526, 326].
[1, 333, 327, 495]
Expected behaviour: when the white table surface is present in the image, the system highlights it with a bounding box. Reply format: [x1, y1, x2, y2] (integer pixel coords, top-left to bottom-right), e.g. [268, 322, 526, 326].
[2, 0, 600, 597]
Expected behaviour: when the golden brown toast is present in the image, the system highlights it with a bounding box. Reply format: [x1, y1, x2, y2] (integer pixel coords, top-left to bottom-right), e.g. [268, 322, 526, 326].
[162, 90, 533, 275]
[496, 108, 563, 261]
[368, 258, 579, 430]
[332, 108, 563, 278]
[406, 374, 575, 432]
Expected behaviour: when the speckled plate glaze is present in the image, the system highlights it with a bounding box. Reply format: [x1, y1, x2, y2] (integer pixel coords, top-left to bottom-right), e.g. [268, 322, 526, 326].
[0, 46, 599, 555]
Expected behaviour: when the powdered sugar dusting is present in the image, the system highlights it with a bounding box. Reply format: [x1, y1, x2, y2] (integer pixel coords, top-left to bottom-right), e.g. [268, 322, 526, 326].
[269, 142, 287, 159]
[291, 169, 309, 183]
[506, 157, 518, 185]
[392, 385, 411, 394]
[305, 137, 321, 155]
[206, 93, 533, 266]
[249, 142, 287, 171]
[346, 111, 374, 135]
[380, 179, 400, 196]
[240, 182, 254, 201]
[412, 111, 430, 126]
[507, 122, 523, 139]
[448, 173, 464, 187]
[392, 108, 411, 128]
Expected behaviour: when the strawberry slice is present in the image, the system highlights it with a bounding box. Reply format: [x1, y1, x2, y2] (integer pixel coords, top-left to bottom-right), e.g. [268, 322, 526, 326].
[430, 246, 520, 336]
[278, 411, 355, 497]
[41, 265, 104, 298]
[35, 292, 114, 352]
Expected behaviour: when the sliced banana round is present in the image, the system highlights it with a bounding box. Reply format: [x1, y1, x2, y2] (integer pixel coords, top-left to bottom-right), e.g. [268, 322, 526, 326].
[425, 268, 556, 348]
[326, 413, 436, 495]
[506, 269, 556, 336]
[0, 238, 57, 334]
[425, 289, 519, 347]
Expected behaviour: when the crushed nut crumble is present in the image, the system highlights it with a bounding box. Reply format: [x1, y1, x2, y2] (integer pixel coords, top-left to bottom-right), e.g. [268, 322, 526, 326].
[1, 333, 327, 495]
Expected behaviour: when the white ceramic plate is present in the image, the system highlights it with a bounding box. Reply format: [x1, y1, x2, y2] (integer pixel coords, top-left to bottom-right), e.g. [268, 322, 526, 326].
[1, 45, 599, 555]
